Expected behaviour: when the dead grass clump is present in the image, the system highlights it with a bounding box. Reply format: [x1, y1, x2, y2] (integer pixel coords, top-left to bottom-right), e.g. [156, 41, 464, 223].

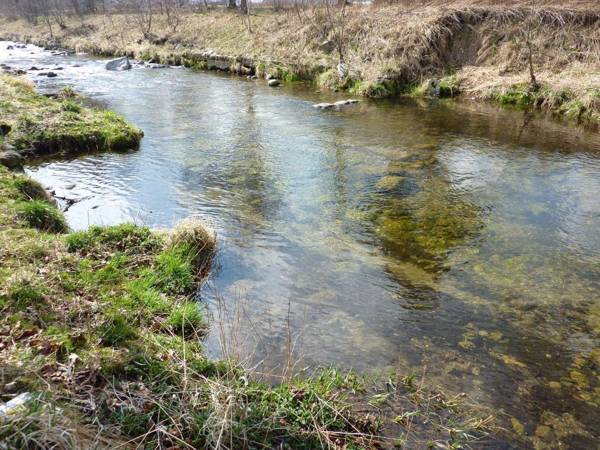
[168, 216, 216, 271]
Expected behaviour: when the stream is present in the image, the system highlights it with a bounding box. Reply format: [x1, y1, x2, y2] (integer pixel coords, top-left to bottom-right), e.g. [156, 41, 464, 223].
[2, 41, 600, 447]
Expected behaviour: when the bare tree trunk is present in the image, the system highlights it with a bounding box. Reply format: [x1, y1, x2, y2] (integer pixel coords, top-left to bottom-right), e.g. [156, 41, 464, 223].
[240, 0, 247, 14]
[45, 16, 54, 38]
[244, 0, 252, 32]
[525, 0, 539, 90]
[227, 0, 236, 9]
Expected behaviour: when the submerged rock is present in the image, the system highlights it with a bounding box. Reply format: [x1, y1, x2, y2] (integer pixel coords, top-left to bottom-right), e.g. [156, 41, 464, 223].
[105, 57, 132, 71]
[268, 79, 280, 87]
[376, 175, 405, 190]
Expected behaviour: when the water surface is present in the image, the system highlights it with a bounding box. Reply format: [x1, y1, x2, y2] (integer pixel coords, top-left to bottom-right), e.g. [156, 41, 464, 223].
[2, 42, 600, 447]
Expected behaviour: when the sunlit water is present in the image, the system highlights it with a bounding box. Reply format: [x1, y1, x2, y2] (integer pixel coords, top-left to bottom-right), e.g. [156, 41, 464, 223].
[2, 42, 600, 447]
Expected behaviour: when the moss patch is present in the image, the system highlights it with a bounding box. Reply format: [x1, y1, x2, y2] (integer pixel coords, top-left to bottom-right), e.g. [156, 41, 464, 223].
[0, 75, 143, 158]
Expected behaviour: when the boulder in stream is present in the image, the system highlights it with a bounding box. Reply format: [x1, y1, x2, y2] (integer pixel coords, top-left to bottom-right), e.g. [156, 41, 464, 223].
[313, 100, 358, 109]
[106, 57, 132, 71]
[0, 150, 24, 169]
[313, 103, 334, 109]
[334, 99, 359, 106]
[268, 79, 281, 87]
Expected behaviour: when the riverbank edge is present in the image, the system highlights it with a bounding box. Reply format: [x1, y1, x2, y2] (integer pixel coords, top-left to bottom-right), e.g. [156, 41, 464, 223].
[1, 5, 599, 131]
[0, 74, 143, 168]
[0, 74, 495, 448]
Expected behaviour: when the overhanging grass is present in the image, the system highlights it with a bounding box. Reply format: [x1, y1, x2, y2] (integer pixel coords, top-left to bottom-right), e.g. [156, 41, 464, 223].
[488, 83, 600, 127]
[0, 74, 143, 157]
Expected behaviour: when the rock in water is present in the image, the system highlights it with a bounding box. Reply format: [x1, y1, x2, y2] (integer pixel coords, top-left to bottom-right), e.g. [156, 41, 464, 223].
[313, 103, 334, 109]
[106, 57, 132, 71]
[0, 150, 24, 169]
[268, 79, 280, 87]
[334, 99, 359, 107]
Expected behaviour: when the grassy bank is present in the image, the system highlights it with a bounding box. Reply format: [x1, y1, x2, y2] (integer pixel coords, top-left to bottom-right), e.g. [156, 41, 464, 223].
[1, 2, 599, 129]
[0, 74, 494, 448]
[0, 74, 143, 163]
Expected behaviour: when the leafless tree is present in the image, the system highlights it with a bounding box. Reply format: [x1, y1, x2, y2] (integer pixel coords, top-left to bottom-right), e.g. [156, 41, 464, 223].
[130, 0, 153, 36]
[324, 0, 348, 63]
[524, 0, 540, 89]
[159, 0, 184, 33]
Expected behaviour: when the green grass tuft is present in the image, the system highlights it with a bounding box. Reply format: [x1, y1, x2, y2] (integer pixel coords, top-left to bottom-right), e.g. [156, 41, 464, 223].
[16, 200, 68, 233]
[6, 276, 46, 309]
[167, 301, 205, 335]
[152, 245, 195, 295]
[61, 100, 81, 113]
[66, 223, 160, 254]
[8, 175, 48, 201]
[99, 314, 137, 346]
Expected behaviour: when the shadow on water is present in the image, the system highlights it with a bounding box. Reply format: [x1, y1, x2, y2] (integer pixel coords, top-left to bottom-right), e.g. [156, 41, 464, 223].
[2, 41, 600, 447]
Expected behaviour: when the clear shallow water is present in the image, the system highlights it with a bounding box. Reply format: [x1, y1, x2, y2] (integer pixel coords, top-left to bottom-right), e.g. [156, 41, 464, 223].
[2, 42, 600, 446]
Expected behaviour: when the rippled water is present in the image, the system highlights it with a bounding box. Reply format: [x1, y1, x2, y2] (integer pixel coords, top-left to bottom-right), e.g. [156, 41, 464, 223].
[2, 41, 600, 447]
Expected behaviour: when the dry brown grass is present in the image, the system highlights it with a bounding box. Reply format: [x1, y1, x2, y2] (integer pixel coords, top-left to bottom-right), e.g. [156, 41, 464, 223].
[0, 2, 598, 124]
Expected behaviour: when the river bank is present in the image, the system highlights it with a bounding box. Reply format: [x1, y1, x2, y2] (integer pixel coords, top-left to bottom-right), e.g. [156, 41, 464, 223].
[0, 74, 143, 167]
[1, 3, 599, 130]
[0, 72, 496, 448]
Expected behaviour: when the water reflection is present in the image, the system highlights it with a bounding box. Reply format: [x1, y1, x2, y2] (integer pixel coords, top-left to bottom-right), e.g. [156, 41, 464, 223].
[2, 41, 600, 447]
